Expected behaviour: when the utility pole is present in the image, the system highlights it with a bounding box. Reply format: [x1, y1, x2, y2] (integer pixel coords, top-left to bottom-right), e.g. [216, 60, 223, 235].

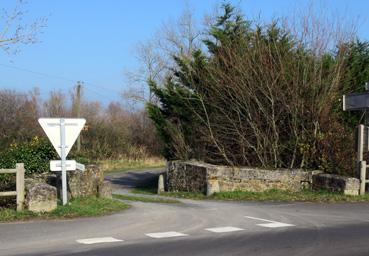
[75, 81, 82, 152]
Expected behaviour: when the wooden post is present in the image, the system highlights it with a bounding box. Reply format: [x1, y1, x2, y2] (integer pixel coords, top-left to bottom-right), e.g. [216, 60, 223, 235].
[360, 161, 367, 196]
[16, 163, 25, 211]
[358, 125, 364, 162]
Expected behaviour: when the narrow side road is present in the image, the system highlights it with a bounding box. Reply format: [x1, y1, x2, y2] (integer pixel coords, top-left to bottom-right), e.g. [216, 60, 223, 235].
[0, 169, 368, 256]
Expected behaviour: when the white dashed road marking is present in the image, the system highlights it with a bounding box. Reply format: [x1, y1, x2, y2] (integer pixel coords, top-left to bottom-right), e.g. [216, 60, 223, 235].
[257, 222, 295, 228]
[76, 237, 123, 245]
[205, 226, 244, 233]
[76, 216, 294, 245]
[145, 231, 188, 239]
[245, 216, 295, 228]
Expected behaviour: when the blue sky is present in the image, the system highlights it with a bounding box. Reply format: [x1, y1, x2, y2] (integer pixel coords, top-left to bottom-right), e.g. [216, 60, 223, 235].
[0, 0, 368, 104]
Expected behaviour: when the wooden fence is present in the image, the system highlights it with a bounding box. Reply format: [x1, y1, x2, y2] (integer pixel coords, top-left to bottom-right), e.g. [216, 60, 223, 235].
[0, 163, 25, 211]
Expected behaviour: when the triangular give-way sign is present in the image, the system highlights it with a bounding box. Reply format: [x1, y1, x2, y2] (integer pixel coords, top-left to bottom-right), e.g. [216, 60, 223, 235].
[38, 118, 86, 158]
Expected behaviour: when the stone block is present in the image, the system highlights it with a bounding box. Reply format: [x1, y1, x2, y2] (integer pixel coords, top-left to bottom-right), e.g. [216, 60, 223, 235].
[68, 165, 103, 198]
[157, 174, 165, 194]
[312, 173, 360, 196]
[166, 161, 207, 192]
[98, 180, 112, 199]
[25, 183, 57, 212]
[206, 179, 220, 196]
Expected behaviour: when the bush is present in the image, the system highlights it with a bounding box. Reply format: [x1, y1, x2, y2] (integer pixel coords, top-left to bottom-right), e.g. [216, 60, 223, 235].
[0, 136, 57, 175]
[148, 4, 363, 175]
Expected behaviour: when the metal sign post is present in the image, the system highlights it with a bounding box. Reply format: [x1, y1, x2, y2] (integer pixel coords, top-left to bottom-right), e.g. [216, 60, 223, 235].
[60, 119, 67, 205]
[39, 118, 86, 205]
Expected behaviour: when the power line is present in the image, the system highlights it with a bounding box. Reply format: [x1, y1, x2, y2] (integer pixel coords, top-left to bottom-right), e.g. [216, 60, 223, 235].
[0, 63, 123, 96]
[0, 63, 75, 83]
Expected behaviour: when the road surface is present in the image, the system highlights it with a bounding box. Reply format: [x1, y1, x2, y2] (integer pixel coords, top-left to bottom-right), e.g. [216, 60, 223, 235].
[1, 168, 369, 256]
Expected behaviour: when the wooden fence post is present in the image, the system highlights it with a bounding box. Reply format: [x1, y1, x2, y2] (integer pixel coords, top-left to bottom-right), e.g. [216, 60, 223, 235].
[16, 163, 25, 211]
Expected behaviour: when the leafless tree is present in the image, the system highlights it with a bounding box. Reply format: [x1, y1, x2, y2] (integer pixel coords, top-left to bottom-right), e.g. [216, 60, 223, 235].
[123, 4, 202, 106]
[0, 0, 47, 54]
[0, 88, 41, 146]
[43, 90, 68, 117]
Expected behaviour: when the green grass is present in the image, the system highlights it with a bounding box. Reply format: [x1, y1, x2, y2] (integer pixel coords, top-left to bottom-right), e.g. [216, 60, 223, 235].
[99, 158, 166, 173]
[0, 196, 130, 222]
[161, 191, 207, 200]
[142, 189, 369, 203]
[113, 194, 180, 204]
[125, 178, 369, 203]
[211, 189, 369, 202]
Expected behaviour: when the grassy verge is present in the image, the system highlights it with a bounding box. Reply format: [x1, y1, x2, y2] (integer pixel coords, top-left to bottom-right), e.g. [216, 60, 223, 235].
[134, 187, 369, 203]
[113, 194, 180, 204]
[0, 196, 130, 222]
[163, 191, 207, 200]
[211, 189, 369, 202]
[99, 157, 166, 173]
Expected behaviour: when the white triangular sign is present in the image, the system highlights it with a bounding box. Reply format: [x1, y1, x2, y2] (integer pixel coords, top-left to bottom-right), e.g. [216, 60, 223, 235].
[38, 118, 86, 158]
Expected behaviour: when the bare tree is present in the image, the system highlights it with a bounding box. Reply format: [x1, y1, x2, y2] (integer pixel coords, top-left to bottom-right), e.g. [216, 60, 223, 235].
[123, 4, 202, 106]
[0, 0, 47, 54]
[43, 90, 68, 117]
[0, 88, 41, 146]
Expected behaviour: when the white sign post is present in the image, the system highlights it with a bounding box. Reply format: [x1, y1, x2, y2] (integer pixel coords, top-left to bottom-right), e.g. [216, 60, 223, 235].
[38, 118, 86, 205]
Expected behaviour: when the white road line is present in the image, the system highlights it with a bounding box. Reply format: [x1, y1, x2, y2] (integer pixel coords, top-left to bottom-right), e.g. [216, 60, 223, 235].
[244, 216, 276, 223]
[76, 237, 123, 245]
[205, 226, 244, 233]
[244, 215, 295, 228]
[257, 222, 295, 228]
[145, 231, 188, 239]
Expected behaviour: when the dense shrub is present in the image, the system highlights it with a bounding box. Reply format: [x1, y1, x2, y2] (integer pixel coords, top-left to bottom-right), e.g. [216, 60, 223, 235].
[0, 136, 57, 175]
[148, 4, 366, 175]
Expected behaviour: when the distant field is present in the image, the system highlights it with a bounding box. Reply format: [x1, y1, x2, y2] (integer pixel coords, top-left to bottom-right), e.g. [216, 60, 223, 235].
[99, 157, 166, 173]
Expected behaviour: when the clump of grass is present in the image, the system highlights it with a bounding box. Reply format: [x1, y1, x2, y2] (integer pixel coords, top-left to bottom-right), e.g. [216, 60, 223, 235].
[99, 157, 166, 173]
[0, 208, 38, 222]
[0, 196, 130, 222]
[113, 194, 180, 204]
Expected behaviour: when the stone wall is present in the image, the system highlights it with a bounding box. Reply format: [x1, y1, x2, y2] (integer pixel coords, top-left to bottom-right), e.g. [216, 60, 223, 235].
[24, 165, 112, 212]
[166, 161, 312, 195]
[68, 165, 104, 198]
[312, 173, 360, 196]
[167, 161, 208, 193]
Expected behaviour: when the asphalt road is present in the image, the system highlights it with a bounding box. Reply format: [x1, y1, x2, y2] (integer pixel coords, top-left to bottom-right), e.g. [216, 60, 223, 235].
[1, 169, 369, 256]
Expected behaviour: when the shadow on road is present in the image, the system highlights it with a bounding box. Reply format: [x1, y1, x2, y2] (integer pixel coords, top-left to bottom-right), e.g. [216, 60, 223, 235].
[106, 169, 165, 191]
